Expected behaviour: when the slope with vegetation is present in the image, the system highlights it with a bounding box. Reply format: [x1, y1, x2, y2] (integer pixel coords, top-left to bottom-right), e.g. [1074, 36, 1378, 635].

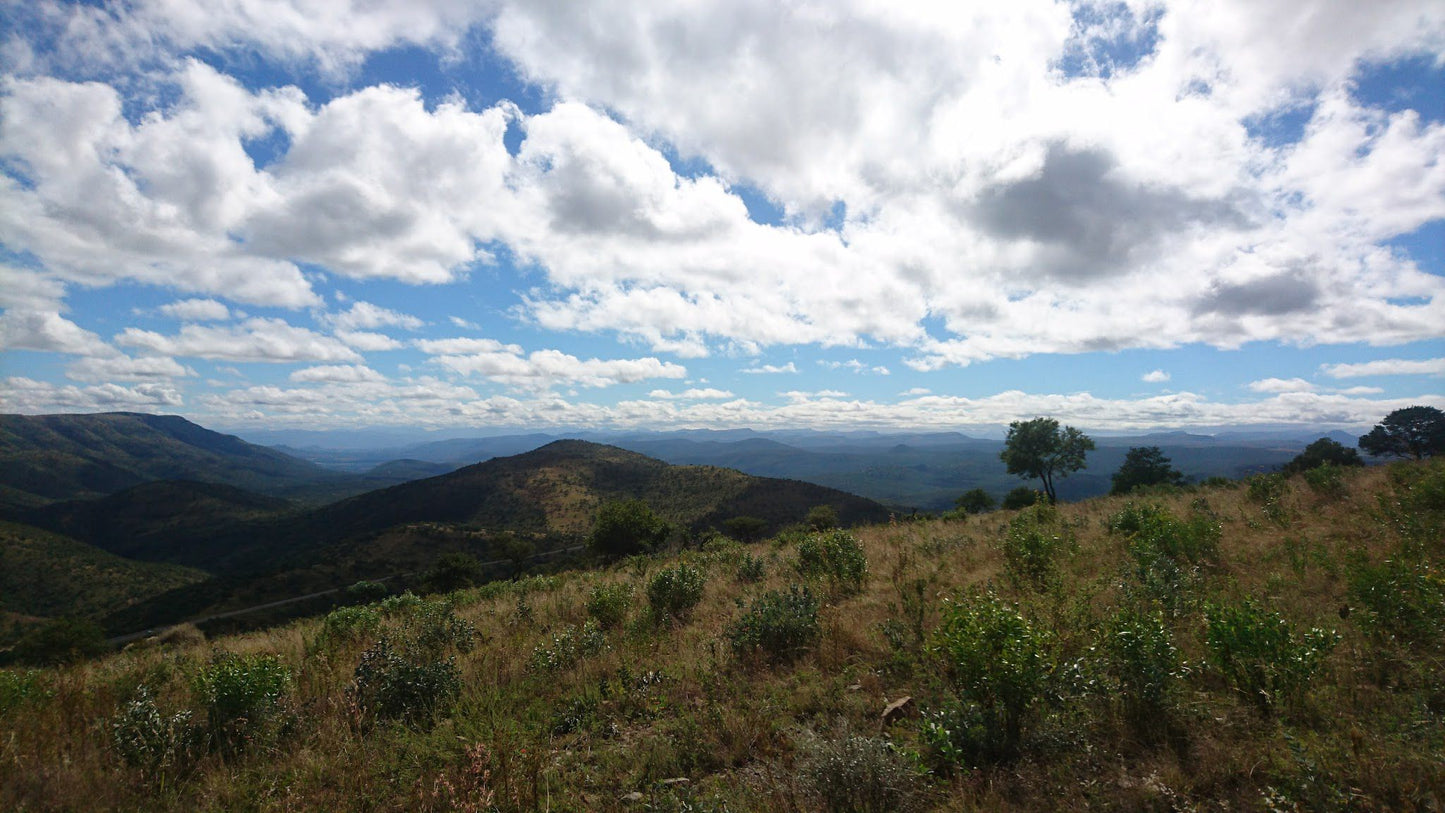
[2, 457, 1440, 811]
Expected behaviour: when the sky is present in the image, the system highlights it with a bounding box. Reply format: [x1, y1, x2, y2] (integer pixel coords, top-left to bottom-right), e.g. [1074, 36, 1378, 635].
[0, 0, 1442, 436]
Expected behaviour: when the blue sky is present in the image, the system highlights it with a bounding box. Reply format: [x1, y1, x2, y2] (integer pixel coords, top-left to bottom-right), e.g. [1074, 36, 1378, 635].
[0, 0, 1441, 435]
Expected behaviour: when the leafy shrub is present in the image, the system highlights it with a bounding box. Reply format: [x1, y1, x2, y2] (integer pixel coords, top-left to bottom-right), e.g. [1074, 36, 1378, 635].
[315, 605, 382, 650]
[722, 515, 769, 542]
[424, 552, 485, 593]
[530, 619, 608, 673]
[1001, 486, 1040, 510]
[585, 582, 635, 630]
[1203, 600, 1338, 716]
[379, 591, 423, 616]
[400, 600, 478, 659]
[1349, 557, 1444, 651]
[110, 685, 198, 777]
[647, 564, 706, 621]
[351, 636, 460, 725]
[0, 669, 49, 716]
[1246, 473, 1292, 526]
[1302, 464, 1348, 497]
[1108, 503, 1219, 615]
[798, 731, 924, 813]
[193, 652, 291, 750]
[1101, 608, 1187, 734]
[954, 488, 996, 515]
[727, 585, 821, 663]
[6, 617, 108, 665]
[590, 499, 671, 557]
[796, 529, 869, 594]
[345, 580, 389, 604]
[1001, 504, 1070, 591]
[806, 504, 840, 530]
[736, 552, 766, 583]
[928, 590, 1055, 761]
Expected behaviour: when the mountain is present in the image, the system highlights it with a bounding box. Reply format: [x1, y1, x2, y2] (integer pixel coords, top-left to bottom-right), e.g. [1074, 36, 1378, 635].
[0, 412, 418, 507]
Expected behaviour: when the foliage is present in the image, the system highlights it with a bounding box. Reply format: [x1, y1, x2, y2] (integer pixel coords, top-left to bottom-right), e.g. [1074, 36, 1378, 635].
[1349, 557, 1444, 651]
[721, 515, 769, 542]
[1110, 446, 1185, 495]
[351, 637, 460, 726]
[1359, 405, 1445, 459]
[344, 580, 389, 604]
[585, 582, 635, 630]
[1001, 486, 1040, 510]
[1001, 504, 1070, 591]
[424, 552, 485, 593]
[735, 552, 766, 583]
[929, 589, 1055, 761]
[1283, 437, 1364, 475]
[379, 590, 423, 616]
[193, 651, 291, 750]
[1100, 608, 1186, 734]
[1109, 503, 1219, 615]
[1203, 600, 1338, 716]
[398, 599, 477, 659]
[796, 529, 869, 594]
[1301, 463, 1348, 497]
[727, 585, 821, 663]
[798, 731, 925, 813]
[0, 669, 48, 716]
[806, 504, 840, 530]
[647, 564, 706, 621]
[314, 605, 383, 650]
[589, 499, 671, 557]
[110, 686, 198, 778]
[5, 617, 108, 666]
[1246, 473, 1291, 526]
[530, 619, 608, 673]
[999, 417, 1095, 504]
[954, 488, 996, 514]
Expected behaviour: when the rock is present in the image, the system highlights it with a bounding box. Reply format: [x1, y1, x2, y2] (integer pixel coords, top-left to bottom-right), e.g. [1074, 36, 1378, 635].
[660, 777, 690, 786]
[881, 695, 915, 726]
[622, 791, 645, 802]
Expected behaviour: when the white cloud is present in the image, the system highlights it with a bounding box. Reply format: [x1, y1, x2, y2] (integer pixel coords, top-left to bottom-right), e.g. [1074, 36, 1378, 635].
[1247, 377, 1317, 393]
[334, 330, 405, 351]
[289, 364, 387, 383]
[449, 316, 479, 330]
[1, 376, 183, 412]
[116, 317, 362, 363]
[67, 355, 193, 382]
[900, 387, 932, 397]
[421, 339, 687, 391]
[647, 388, 734, 400]
[1320, 357, 1445, 378]
[0, 266, 66, 311]
[158, 298, 232, 321]
[0, 309, 111, 355]
[324, 301, 424, 331]
[742, 362, 798, 374]
[1333, 386, 1385, 395]
[1142, 369, 1171, 383]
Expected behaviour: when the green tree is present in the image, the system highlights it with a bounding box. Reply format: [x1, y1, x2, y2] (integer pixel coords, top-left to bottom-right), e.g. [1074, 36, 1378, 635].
[424, 552, 484, 593]
[588, 499, 670, 557]
[805, 504, 839, 530]
[954, 488, 996, 514]
[999, 418, 1095, 504]
[1282, 437, 1364, 475]
[1001, 487, 1039, 510]
[1359, 406, 1445, 460]
[1110, 446, 1184, 495]
[722, 515, 769, 542]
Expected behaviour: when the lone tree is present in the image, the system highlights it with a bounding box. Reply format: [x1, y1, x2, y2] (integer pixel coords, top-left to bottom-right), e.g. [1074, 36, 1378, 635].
[1111, 446, 1184, 495]
[1283, 437, 1364, 475]
[954, 488, 996, 515]
[589, 499, 671, 557]
[1000, 417, 1095, 505]
[1359, 406, 1445, 460]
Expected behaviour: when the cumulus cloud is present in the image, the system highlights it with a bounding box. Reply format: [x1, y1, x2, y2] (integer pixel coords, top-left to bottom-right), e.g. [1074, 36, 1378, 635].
[1320, 357, 1445, 378]
[0, 309, 112, 356]
[648, 388, 735, 400]
[1247, 377, 1317, 393]
[1142, 369, 1171, 383]
[420, 338, 686, 391]
[158, 298, 232, 321]
[289, 364, 387, 383]
[67, 355, 193, 382]
[116, 317, 362, 363]
[1, 376, 183, 412]
[742, 362, 798, 374]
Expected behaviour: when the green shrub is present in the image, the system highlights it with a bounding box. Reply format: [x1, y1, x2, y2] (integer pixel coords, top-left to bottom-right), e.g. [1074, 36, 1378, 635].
[798, 731, 924, 813]
[398, 599, 477, 659]
[722, 515, 769, 543]
[1246, 473, 1292, 526]
[529, 619, 608, 673]
[1108, 503, 1219, 615]
[351, 636, 460, 726]
[1349, 557, 1444, 651]
[1001, 504, 1070, 591]
[193, 652, 290, 750]
[806, 504, 840, 530]
[735, 553, 766, 583]
[379, 591, 423, 616]
[314, 605, 382, 650]
[585, 582, 635, 630]
[1001, 487, 1040, 510]
[647, 564, 706, 621]
[7, 617, 108, 665]
[796, 529, 869, 594]
[344, 580, 389, 604]
[1101, 608, 1186, 734]
[1302, 464, 1348, 497]
[1203, 600, 1338, 716]
[590, 499, 671, 557]
[110, 685, 198, 777]
[928, 590, 1055, 761]
[424, 552, 485, 593]
[727, 585, 821, 663]
[0, 669, 49, 716]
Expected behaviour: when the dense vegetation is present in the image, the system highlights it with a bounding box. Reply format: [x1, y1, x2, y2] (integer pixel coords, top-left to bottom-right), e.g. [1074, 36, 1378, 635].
[2, 458, 1440, 811]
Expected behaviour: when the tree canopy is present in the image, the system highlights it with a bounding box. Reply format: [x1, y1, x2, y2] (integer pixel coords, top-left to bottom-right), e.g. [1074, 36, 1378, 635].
[588, 499, 671, 557]
[1110, 446, 1184, 495]
[1283, 437, 1364, 475]
[954, 488, 996, 515]
[1359, 406, 1445, 460]
[999, 418, 1095, 504]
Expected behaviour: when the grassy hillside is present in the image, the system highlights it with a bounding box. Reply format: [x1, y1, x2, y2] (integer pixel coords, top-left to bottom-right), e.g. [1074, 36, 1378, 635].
[0, 521, 205, 634]
[1, 459, 1440, 811]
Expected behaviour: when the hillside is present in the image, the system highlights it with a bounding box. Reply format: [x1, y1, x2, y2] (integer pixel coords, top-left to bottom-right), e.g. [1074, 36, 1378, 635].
[0, 413, 407, 507]
[2, 459, 1439, 811]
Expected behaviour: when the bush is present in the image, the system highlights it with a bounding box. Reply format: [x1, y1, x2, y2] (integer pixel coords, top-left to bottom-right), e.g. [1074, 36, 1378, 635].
[1203, 600, 1338, 716]
[194, 652, 291, 750]
[727, 585, 821, 663]
[351, 637, 460, 726]
[1302, 463, 1348, 497]
[722, 515, 769, 543]
[590, 499, 671, 557]
[1101, 608, 1186, 735]
[1001, 487, 1040, 510]
[315, 605, 382, 650]
[928, 590, 1054, 761]
[399, 599, 477, 659]
[1001, 504, 1070, 591]
[796, 529, 869, 594]
[0, 669, 48, 716]
[529, 619, 608, 673]
[1350, 557, 1444, 651]
[735, 553, 766, 583]
[345, 580, 390, 604]
[806, 504, 840, 530]
[954, 488, 996, 515]
[379, 591, 423, 616]
[1109, 503, 1218, 615]
[647, 564, 706, 621]
[1246, 473, 1291, 526]
[798, 731, 924, 813]
[1284, 437, 1364, 476]
[424, 552, 485, 594]
[6, 617, 108, 665]
[111, 685, 198, 778]
[585, 582, 635, 630]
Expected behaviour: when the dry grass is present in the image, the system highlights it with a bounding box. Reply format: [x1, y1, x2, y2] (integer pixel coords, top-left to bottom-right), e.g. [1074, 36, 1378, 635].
[2, 460, 1442, 811]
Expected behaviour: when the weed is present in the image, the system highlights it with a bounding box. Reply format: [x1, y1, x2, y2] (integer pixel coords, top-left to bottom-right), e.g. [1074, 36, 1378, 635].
[1099, 607, 1187, 736]
[110, 685, 198, 778]
[1349, 556, 1444, 652]
[736, 552, 766, 583]
[1109, 503, 1218, 615]
[1247, 473, 1292, 527]
[1203, 599, 1338, 716]
[1001, 504, 1070, 591]
[351, 636, 460, 726]
[0, 669, 48, 716]
[796, 529, 869, 594]
[529, 619, 608, 673]
[727, 585, 821, 664]
[193, 651, 290, 751]
[647, 564, 707, 622]
[798, 729, 925, 813]
[586, 582, 635, 630]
